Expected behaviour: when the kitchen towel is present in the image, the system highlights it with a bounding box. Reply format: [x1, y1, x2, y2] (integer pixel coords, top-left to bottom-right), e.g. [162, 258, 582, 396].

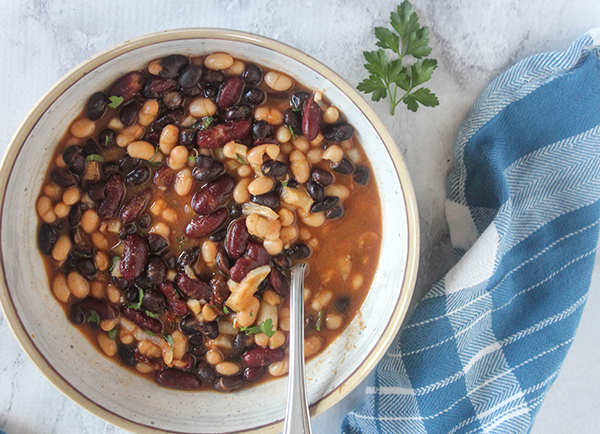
[343, 29, 600, 434]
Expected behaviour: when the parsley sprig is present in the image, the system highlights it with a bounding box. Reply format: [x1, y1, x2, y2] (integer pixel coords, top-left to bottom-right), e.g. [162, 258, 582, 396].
[240, 319, 275, 339]
[357, 1, 439, 114]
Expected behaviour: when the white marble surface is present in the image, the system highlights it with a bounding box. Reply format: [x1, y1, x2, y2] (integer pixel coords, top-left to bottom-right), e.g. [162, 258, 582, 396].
[0, 0, 599, 433]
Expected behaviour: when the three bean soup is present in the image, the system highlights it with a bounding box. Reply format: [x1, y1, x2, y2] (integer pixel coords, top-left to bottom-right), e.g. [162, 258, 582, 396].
[36, 52, 382, 392]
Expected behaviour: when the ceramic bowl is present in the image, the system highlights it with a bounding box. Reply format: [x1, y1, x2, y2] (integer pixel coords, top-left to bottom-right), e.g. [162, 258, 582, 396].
[0, 29, 419, 433]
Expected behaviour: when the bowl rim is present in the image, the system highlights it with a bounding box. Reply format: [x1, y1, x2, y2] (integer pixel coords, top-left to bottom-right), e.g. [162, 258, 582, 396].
[0, 28, 419, 434]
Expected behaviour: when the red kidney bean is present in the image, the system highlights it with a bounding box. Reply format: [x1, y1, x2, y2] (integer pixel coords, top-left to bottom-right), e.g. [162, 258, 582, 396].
[158, 281, 188, 316]
[225, 218, 250, 260]
[185, 208, 228, 239]
[229, 242, 270, 283]
[38, 223, 57, 255]
[214, 375, 244, 393]
[210, 274, 230, 309]
[175, 273, 211, 301]
[191, 175, 235, 215]
[122, 306, 163, 333]
[142, 77, 178, 99]
[109, 72, 144, 103]
[178, 64, 203, 88]
[50, 169, 78, 187]
[97, 174, 125, 220]
[118, 344, 136, 366]
[136, 352, 167, 371]
[147, 233, 168, 254]
[80, 297, 119, 319]
[146, 256, 167, 285]
[141, 288, 166, 313]
[333, 157, 355, 175]
[153, 166, 176, 190]
[155, 368, 202, 390]
[159, 54, 189, 78]
[310, 196, 339, 214]
[196, 120, 252, 148]
[242, 64, 263, 85]
[177, 247, 200, 270]
[243, 366, 266, 383]
[302, 96, 322, 141]
[242, 347, 285, 367]
[120, 234, 148, 281]
[311, 168, 334, 187]
[353, 165, 370, 185]
[216, 247, 232, 276]
[119, 188, 151, 224]
[268, 267, 290, 297]
[217, 76, 244, 110]
[87, 92, 107, 121]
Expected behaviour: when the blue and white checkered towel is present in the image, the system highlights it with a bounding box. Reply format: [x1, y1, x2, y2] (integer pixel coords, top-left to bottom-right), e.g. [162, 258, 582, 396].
[343, 29, 600, 434]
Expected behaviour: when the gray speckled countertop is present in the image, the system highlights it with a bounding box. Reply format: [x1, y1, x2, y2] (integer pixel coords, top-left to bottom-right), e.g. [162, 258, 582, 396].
[1, 1, 599, 433]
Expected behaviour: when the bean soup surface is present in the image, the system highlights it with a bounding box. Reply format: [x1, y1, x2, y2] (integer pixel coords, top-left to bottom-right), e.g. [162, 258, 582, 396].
[36, 52, 382, 392]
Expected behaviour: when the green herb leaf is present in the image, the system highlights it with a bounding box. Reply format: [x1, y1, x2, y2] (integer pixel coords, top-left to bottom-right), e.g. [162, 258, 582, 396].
[148, 146, 160, 163]
[145, 310, 159, 319]
[109, 256, 120, 273]
[223, 306, 231, 315]
[108, 328, 117, 340]
[316, 310, 325, 332]
[73, 251, 91, 258]
[108, 95, 124, 109]
[241, 319, 275, 338]
[236, 154, 247, 165]
[163, 334, 174, 347]
[86, 154, 104, 163]
[201, 116, 214, 130]
[249, 311, 253, 317]
[357, 1, 438, 115]
[288, 126, 297, 140]
[87, 310, 100, 325]
[187, 156, 196, 162]
[151, 161, 162, 168]
[104, 135, 110, 146]
[145, 330, 155, 336]
[128, 287, 144, 310]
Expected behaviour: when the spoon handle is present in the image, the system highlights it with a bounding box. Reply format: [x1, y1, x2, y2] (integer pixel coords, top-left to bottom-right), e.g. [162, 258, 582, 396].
[283, 263, 312, 434]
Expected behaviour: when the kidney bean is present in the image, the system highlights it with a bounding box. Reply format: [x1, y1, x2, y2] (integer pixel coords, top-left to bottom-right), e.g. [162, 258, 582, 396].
[202, 69, 225, 84]
[175, 273, 211, 301]
[185, 210, 226, 241]
[146, 256, 167, 286]
[69, 303, 86, 325]
[198, 321, 219, 339]
[287, 243, 311, 259]
[323, 121, 354, 141]
[311, 168, 334, 187]
[192, 154, 225, 182]
[136, 352, 167, 371]
[224, 104, 253, 121]
[325, 205, 343, 219]
[196, 120, 252, 148]
[178, 129, 196, 148]
[242, 347, 285, 367]
[126, 166, 151, 186]
[62, 146, 86, 175]
[191, 175, 234, 215]
[38, 223, 58, 255]
[141, 288, 166, 313]
[229, 242, 270, 283]
[251, 191, 280, 210]
[80, 297, 119, 319]
[335, 296, 350, 313]
[216, 247, 232, 276]
[271, 252, 291, 270]
[118, 344, 136, 366]
[109, 71, 144, 103]
[87, 92, 107, 121]
[178, 64, 203, 88]
[195, 362, 217, 385]
[242, 63, 263, 85]
[214, 375, 244, 393]
[243, 366, 266, 383]
[210, 273, 230, 310]
[252, 120, 272, 139]
[158, 281, 188, 316]
[189, 334, 207, 357]
[177, 247, 200, 269]
[242, 87, 266, 105]
[217, 76, 244, 110]
[142, 77, 178, 99]
[120, 234, 148, 281]
[77, 258, 97, 281]
[153, 166, 176, 190]
[283, 109, 302, 135]
[310, 196, 339, 213]
[122, 307, 163, 333]
[209, 227, 227, 242]
[145, 234, 167, 255]
[333, 157, 355, 175]
[97, 174, 125, 220]
[291, 91, 310, 111]
[268, 267, 290, 297]
[98, 128, 116, 148]
[50, 169, 77, 187]
[353, 165, 370, 185]
[225, 218, 250, 260]
[119, 102, 139, 126]
[156, 368, 201, 390]
[159, 54, 189, 78]
[120, 188, 151, 224]
[302, 96, 322, 141]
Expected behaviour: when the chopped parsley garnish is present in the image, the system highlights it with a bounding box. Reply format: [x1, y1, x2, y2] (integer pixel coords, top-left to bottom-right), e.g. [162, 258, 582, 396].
[288, 126, 296, 140]
[73, 251, 91, 258]
[163, 334, 174, 347]
[145, 310, 159, 319]
[148, 146, 160, 163]
[104, 135, 110, 146]
[187, 156, 196, 162]
[201, 116, 213, 130]
[145, 330, 155, 336]
[127, 287, 144, 310]
[107, 95, 124, 109]
[316, 310, 325, 332]
[241, 319, 275, 339]
[86, 154, 104, 162]
[108, 328, 117, 340]
[223, 306, 231, 315]
[87, 310, 100, 325]
[236, 154, 247, 165]
[109, 256, 120, 273]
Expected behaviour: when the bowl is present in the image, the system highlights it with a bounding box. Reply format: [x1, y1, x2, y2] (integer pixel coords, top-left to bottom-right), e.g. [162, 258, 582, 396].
[0, 29, 419, 433]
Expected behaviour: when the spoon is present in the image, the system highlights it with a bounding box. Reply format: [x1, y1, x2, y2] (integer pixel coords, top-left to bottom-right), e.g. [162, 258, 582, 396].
[283, 263, 312, 434]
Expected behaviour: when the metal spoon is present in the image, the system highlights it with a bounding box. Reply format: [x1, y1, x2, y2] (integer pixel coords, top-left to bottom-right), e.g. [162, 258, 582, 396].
[283, 263, 312, 434]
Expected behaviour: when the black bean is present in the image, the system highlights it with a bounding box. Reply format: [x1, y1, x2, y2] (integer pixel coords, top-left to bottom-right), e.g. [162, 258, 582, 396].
[102, 162, 120, 177]
[261, 160, 287, 178]
[242, 63, 263, 85]
[310, 196, 339, 213]
[311, 168, 334, 186]
[209, 227, 227, 242]
[232, 333, 249, 355]
[112, 276, 130, 290]
[118, 155, 141, 174]
[287, 243, 311, 259]
[323, 121, 355, 141]
[224, 105, 253, 121]
[189, 341, 207, 357]
[203, 84, 219, 99]
[179, 129, 197, 147]
[165, 256, 177, 269]
[98, 128, 116, 148]
[252, 120, 272, 139]
[50, 170, 77, 187]
[70, 303, 86, 325]
[283, 109, 302, 134]
[146, 256, 167, 286]
[133, 273, 154, 290]
[286, 177, 299, 188]
[159, 54, 189, 78]
[63, 253, 76, 271]
[251, 191, 280, 210]
[119, 223, 137, 240]
[163, 91, 183, 109]
[77, 258, 97, 281]
[147, 234, 168, 254]
[290, 91, 310, 111]
[198, 321, 219, 339]
[138, 213, 152, 228]
[38, 224, 57, 256]
[87, 92, 107, 121]
[178, 64, 203, 88]
[325, 205, 343, 219]
[81, 139, 99, 157]
[335, 296, 350, 313]
[216, 248, 232, 276]
[192, 158, 225, 182]
[125, 287, 140, 303]
[126, 166, 151, 186]
[353, 165, 370, 185]
[333, 157, 355, 175]
[178, 247, 200, 269]
[214, 375, 244, 392]
[181, 84, 203, 97]
[118, 344, 137, 366]
[62, 146, 86, 175]
[180, 315, 201, 335]
[141, 289, 166, 312]
[195, 362, 217, 385]
[230, 204, 242, 219]
[202, 69, 225, 84]
[154, 107, 185, 129]
[306, 180, 324, 201]
[119, 102, 139, 126]
[242, 87, 266, 105]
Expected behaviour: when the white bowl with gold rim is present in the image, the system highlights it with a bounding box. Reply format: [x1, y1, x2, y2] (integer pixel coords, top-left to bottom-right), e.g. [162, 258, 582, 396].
[0, 29, 419, 433]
